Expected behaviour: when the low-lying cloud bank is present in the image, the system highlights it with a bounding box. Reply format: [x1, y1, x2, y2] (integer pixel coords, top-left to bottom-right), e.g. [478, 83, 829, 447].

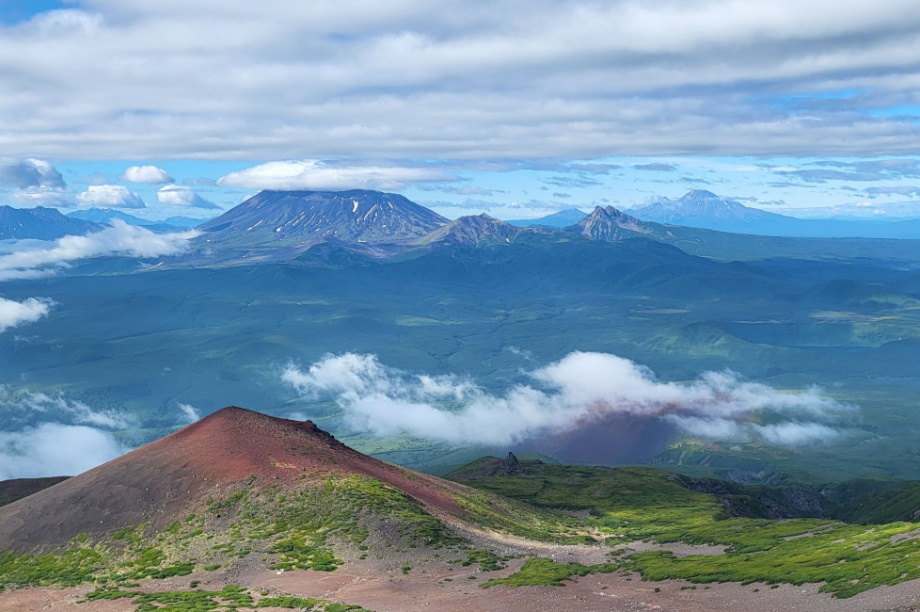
[0, 296, 53, 332]
[283, 352, 853, 447]
[0, 387, 131, 479]
[0, 220, 198, 281]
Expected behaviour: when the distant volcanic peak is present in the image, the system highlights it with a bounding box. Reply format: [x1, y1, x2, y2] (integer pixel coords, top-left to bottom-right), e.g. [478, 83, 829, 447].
[574, 205, 645, 241]
[681, 189, 720, 201]
[427, 213, 523, 246]
[198, 189, 448, 246]
[677, 190, 745, 211]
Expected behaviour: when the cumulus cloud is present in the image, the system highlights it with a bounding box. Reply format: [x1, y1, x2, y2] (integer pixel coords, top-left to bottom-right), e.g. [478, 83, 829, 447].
[0, 221, 198, 281]
[0, 385, 130, 478]
[6, 189, 73, 208]
[177, 403, 201, 424]
[76, 185, 145, 209]
[156, 185, 220, 209]
[121, 165, 174, 184]
[0, 159, 65, 189]
[282, 352, 853, 447]
[217, 160, 457, 191]
[0, 297, 53, 332]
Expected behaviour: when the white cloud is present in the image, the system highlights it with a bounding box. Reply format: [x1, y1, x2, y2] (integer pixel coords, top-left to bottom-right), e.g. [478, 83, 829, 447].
[217, 160, 457, 191]
[156, 184, 220, 209]
[0, 159, 65, 189]
[0, 423, 125, 479]
[3, 2, 920, 158]
[0, 297, 53, 332]
[0, 221, 199, 281]
[282, 351, 853, 447]
[7, 189, 73, 208]
[0, 386, 130, 430]
[121, 165, 174, 184]
[177, 403, 200, 424]
[76, 185, 145, 209]
[0, 386, 131, 478]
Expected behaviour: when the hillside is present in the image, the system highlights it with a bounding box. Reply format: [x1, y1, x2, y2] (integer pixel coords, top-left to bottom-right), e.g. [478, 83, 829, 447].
[419, 213, 526, 247]
[8, 416, 920, 609]
[0, 406, 470, 553]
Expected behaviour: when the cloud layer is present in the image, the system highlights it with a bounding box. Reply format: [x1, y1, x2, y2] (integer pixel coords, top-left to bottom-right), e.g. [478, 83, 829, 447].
[283, 352, 853, 447]
[217, 160, 457, 191]
[0, 296, 53, 332]
[156, 185, 219, 209]
[4, 1, 920, 159]
[0, 386, 130, 479]
[0, 221, 198, 281]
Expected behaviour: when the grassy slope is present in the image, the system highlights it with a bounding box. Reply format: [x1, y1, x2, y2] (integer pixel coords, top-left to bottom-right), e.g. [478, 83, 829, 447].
[0, 470, 571, 595]
[452, 460, 920, 598]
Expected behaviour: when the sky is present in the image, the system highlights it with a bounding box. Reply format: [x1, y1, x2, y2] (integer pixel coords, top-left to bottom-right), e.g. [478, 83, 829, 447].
[4, 0, 920, 220]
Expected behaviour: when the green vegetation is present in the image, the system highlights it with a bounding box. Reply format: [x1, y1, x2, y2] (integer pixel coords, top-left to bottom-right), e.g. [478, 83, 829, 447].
[457, 460, 920, 597]
[81, 585, 371, 611]
[456, 549, 511, 571]
[0, 546, 105, 592]
[0, 474, 468, 594]
[483, 558, 615, 588]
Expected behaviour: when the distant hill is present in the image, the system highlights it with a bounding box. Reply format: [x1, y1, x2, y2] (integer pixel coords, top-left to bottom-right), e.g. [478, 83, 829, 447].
[0, 476, 68, 508]
[68, 208, 153, 226]
[197, 190, 448, 250]
[0, 206, 104, 240]
[631, 190, 920, 239]
[421, 213, 526, 247]
[506, 208, 588, 228]
[69, 208, 204, 233]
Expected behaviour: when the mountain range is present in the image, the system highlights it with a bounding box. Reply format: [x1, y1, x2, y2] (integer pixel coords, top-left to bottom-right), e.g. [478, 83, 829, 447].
[178, 189, 920, 268]
[630, 189, 920, 238]
[67, 208, 202, 232]
[0, 205, 103, 240]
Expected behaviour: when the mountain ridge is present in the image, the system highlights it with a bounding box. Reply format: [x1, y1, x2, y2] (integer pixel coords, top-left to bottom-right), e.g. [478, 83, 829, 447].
[0, 206, 104, 240]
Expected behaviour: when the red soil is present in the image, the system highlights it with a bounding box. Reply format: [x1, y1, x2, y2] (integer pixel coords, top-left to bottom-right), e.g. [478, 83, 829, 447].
[0, 406, 465, 553]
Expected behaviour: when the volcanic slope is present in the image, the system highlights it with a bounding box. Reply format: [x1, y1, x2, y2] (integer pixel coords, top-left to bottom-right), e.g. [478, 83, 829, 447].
[196, 190, 448, 250]
[0, 406, 490, 554]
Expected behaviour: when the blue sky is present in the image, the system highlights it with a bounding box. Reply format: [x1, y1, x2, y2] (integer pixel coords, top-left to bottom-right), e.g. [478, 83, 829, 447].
[3, 0, 920, 220]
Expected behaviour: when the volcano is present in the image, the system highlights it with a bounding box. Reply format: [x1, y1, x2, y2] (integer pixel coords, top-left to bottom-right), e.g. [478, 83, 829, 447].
[196, 190, 448, 250]
[0, 406, 466, 553]
[569, 205, 650, 241]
